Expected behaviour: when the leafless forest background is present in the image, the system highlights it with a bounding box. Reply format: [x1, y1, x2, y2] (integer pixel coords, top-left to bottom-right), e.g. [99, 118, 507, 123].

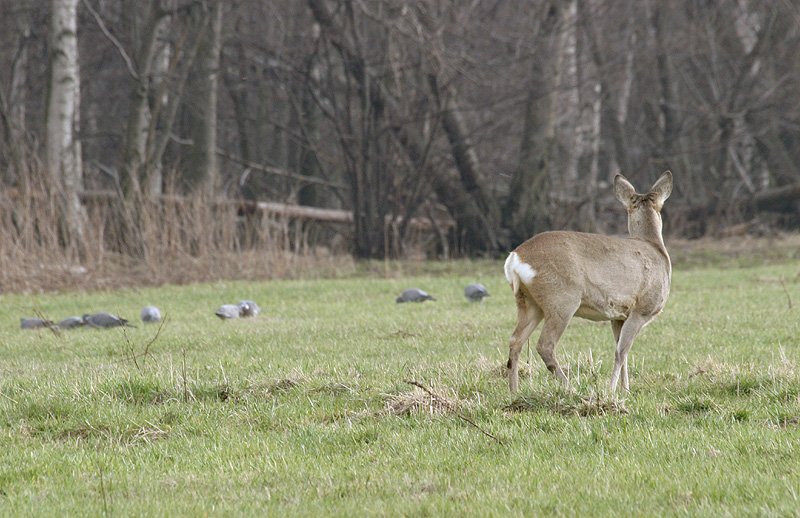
[2, 0, 800, 291]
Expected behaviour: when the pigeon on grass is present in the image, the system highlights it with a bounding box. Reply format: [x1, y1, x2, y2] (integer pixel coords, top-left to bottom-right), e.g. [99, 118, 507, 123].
[396, 288, 436, 303]
[20, 318, 56, 330]
[464, 283, 490, 302]
[58, 316, 85, 329]
[238, 300, 261, 318]
[215, 304, 242, 320]
[141, 306, 162, 323]
[82, 312, 134, 329]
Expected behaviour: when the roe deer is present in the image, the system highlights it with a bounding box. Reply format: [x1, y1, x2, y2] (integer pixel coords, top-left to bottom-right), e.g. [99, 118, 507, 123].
[503, 171, 673, 393]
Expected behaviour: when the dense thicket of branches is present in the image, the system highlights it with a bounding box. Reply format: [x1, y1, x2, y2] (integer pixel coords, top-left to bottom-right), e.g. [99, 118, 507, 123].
[2, 0, 800, 259]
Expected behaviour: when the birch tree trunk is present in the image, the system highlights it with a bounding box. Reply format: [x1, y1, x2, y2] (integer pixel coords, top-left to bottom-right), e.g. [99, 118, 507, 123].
[145, 13, 208, 191]
[46, 0, 85, 248]
[647, 1, 692, 200]
[613, 27, 636, 178]
[119, 1, 169, 199]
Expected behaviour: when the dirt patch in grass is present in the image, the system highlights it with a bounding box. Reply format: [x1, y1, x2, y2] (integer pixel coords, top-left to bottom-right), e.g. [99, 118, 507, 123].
[471, 354, 531, 380]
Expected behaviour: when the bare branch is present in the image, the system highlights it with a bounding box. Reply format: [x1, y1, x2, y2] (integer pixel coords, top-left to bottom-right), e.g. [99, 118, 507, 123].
[405, 380, 505, 445]
[81, 0, 139, 80]
[216, 149, 348, 190]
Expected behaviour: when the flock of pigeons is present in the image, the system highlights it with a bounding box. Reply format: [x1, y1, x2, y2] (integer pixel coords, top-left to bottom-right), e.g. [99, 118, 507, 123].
[396, 283, 490, 303]
[19, 305, 163, 330]
[18, 284, 490, 331]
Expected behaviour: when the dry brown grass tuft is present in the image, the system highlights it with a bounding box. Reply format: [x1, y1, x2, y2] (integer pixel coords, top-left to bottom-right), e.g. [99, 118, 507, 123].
[266, 376, 305, 394]
[375, 384, 464, 417]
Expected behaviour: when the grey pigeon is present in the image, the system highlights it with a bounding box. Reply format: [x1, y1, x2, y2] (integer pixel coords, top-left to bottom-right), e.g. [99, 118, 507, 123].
[396, 288, 436, 303]
[58, 316, 85, 329]
[464, 283, 490, 302]
[238, 300, 260, 318]
[20, 318, 56, 330]
[82, 312, 132, 329]
[141, 306, 161, 323]
[215, 304, 241, 320]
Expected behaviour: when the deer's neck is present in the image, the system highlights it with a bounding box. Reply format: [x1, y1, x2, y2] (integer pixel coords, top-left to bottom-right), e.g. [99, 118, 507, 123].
[630, 217, 670, 271]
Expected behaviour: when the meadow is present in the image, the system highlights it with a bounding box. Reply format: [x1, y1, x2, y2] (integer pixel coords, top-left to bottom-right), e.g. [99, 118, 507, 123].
[2, 253, 800, 517]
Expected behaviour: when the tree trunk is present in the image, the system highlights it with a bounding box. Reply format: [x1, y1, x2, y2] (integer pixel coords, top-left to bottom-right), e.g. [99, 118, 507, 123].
[573, 0, 602, 232]
[558, 0, 580, 203]
[0, 16, 30, 186]
[46, 0, 85, 249]
[119, 1, 169, 199]
[146, 12, 208, 188]
[580, 0, 630, 182]
[184, 0, 223, 196]
[427, 74, 500, 251]
[647, 0, 692, 199]
[502, 1, 562, 245]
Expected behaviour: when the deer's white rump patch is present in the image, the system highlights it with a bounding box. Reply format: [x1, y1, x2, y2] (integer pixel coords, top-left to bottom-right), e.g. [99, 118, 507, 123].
[504, 252, 536, 294]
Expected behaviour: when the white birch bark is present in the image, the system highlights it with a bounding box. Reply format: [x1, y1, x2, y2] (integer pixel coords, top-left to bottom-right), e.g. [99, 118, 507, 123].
[120, 2, 169, 198]
[555, 0, 601, 230]
[46, 0, 85, 244]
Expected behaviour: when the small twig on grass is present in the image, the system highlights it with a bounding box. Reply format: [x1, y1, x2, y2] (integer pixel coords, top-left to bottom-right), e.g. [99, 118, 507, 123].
[141, 313, 166, 359]
[32, 308, 61, 338]
[404, 380, 504, 445]
[780, 277, 793, 310]
[181, 348, 189, 402]
[0, 390, 20, 404]
[94, 458, 111, 517]
[121, 326, 136, 369]
[114, 315, 167, 370]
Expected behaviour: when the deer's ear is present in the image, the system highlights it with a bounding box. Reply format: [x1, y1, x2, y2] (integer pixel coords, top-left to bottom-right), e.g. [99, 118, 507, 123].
[614, 174, 636, 208]
[650, 171, 673, 209]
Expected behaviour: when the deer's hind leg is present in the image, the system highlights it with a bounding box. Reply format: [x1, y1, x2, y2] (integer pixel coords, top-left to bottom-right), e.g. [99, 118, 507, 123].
[534, 309, 575, 385]
[610, 319, 625, 388]
[609, 313, 653, 392]
[507, 292, 543, 393]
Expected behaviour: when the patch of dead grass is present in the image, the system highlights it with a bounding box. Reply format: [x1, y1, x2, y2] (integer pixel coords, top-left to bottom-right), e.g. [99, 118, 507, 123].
[505, 390, 628, 417]
[374, 384, 465, 417]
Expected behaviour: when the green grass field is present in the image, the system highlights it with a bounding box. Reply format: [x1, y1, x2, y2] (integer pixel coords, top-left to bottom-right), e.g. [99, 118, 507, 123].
[2, 258, 800, 517]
